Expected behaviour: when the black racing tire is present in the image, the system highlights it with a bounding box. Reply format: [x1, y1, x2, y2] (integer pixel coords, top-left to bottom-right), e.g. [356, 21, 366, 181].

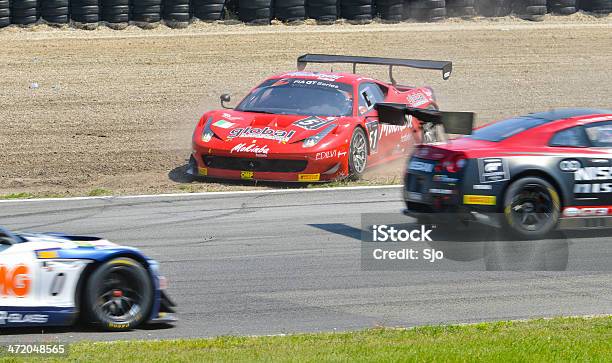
[340, 0, 374, 21]
[192, 0, 226, 21]
[274, 0, 306, 22]
[554, 6, 577, 13]
[133, 0, 162, 23]
[162, 0, 191, 22]
[477, 0, 512, 16]
[84, 257, 153, 331]
[307, 0, 339, 22]
[501, 177, 561, 240]
[238, 0, 273, 24]
[377, 0, 403, 21]
[348, 127, 368, 180]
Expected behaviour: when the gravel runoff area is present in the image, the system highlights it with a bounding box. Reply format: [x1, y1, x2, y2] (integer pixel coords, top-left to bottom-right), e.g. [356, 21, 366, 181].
[0, 13, 610, 197]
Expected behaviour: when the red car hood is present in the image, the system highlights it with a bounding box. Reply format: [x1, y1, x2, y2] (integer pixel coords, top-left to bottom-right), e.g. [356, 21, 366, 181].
[207, 110, 346, 146]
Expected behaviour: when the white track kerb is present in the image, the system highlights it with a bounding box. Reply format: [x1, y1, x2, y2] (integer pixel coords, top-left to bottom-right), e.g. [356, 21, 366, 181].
[0, 185, 403, 204]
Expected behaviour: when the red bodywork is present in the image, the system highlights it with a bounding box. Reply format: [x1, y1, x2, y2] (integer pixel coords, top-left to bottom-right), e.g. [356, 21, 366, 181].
[191, 71, 438, 182]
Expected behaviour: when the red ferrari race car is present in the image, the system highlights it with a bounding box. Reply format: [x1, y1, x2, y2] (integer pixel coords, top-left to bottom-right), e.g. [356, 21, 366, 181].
[187, 54, 452, 182]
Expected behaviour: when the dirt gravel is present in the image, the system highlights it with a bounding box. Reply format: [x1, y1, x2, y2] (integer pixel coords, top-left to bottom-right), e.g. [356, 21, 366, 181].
[0, 15, 610, 197]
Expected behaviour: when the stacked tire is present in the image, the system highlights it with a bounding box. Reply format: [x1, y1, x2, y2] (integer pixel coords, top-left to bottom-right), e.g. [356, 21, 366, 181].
[377, 0, 403, 22]
[340, 0, 374, 23]
[10, 0, 38, 25]
[445, 0, 476, 17]
[238, 0, 272, 24]
[132, 0, 162, 26]
[408, 0, 446, 21]
[579, 0, 611, 14]
[40, 0, 69, 24]
[274, 0, 306, 23]
[192, 0, 226, 21]
[477, 0, 512, 16]
[513, 0, 547, 20]
[547, 0, 577, 14]
[307, 0, 339, 23]
[71, 0, 100, 26]
[102, 0, 129, 28]
[163, 0, 190, 27]
[0, 0, 9, 28]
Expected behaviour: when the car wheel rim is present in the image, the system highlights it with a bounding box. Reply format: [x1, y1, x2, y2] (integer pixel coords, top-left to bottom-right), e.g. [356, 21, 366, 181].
[509, 183, 553, 231]
[352, 132, 367, 173]
[97, 266, 144, 323]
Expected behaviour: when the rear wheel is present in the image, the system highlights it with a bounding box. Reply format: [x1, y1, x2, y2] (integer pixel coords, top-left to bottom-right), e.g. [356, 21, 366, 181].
[502, 177, 560, 239]
[348, 127, 368, 180]
[84, 257, 153, 331]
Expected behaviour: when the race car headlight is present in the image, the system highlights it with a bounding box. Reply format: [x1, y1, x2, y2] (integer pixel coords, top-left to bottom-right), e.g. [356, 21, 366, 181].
[201, 116, 215, 143]
[302, 124, 337, 148]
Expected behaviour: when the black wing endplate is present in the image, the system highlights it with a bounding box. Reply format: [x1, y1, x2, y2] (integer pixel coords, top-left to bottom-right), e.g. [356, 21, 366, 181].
[297, 54, 453, 82]
[374, 102, 475, 135]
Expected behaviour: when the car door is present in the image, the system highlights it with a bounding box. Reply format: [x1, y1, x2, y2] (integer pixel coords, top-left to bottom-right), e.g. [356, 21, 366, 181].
[550, 121, 612, 215]
[0, 238, 42, 325]
[358, 82, 399, 162]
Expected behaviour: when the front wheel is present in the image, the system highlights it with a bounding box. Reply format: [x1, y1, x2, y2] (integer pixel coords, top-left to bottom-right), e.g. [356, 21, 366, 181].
[348, 127, 368, 180]
[502, 177, 560, 239]
[84, 257, 153, 331]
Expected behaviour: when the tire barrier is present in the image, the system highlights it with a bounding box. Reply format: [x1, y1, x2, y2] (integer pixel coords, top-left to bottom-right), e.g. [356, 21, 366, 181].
[71, 0, 100, 24]
[548, 0, 577, 14]
[193, 0, 226, 21]
[408, 0, 446, 21]
[446, 0, 476, 17]
[102, 0, 129, 24]
[238, 0, 272, 24]
[477, 0, 512, 16]
[377, 0, 403, 22]
[162, 0, 190, 28]
[0, 0, 10, 28]
[132, 0, 162, 25]
[275, 0, 306, 23]
[10, 0, 39, 25]
[307, 0, 339, 23]
[514, 0, 547, 20]
[579, 0, 611, 14]
[341, 0, 374, 23]
[40, 0, 70, 24]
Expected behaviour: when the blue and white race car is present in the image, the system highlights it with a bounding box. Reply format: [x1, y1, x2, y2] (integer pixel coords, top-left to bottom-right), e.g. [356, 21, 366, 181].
[0, 227, 175, 331]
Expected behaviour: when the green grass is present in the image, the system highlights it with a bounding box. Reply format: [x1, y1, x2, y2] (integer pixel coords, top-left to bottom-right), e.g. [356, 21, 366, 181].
[87, 188, 113, 197]
[5, 316, 610, 362]
[0, 192, 36, 200]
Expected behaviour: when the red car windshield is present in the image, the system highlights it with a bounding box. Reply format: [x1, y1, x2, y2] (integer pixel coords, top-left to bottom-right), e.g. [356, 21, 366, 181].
[235, 78, 354, 117]
[470, 116, 550, 142]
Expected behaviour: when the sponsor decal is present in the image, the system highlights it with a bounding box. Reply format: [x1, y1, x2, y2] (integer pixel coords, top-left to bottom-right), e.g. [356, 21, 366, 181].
[463, 195, 496, 205]
[478, 158, 509, 183]
[315, 150, 339, 160]
[36, 250, 59, 259]
[293, 116, 333, 130]
[230, 143, 270, 155]
[473, 184, 492, 190]
[432, 175, 458, 183]
[291, 79, 340, 89]
[409, 160, 434, 173]
[429, 188, 453, 195]
[0, 312, 48, 325]
[0, 264, 30, 297]
[298, 173, 320, 182]
[284, 72, 343, 82]
[366, 121, 380, 153]
[241, 171, 254, 180]
[574, 166, 612, 193]
[228, 126, 295, 143]
[563, 206, 612, 217]
[213, 120, 235, 129]
[198, 167, 208, 176]
[407, 192, 423, 201]
[559, 159, 581, 172]
[222, 113, 243, 121]
[406, 91, 429, 107]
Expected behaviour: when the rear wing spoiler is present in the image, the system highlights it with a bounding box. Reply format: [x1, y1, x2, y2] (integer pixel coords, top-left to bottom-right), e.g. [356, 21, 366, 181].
[374, 102, 474, 135]
[297, 54, 453, 84]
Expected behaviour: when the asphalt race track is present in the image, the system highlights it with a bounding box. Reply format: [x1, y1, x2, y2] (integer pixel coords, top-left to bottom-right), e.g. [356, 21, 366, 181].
[0, 186, 610, 342]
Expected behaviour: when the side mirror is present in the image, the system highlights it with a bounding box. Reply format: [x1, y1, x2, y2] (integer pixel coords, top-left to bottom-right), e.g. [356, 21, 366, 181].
[220, 93, 232, 109]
